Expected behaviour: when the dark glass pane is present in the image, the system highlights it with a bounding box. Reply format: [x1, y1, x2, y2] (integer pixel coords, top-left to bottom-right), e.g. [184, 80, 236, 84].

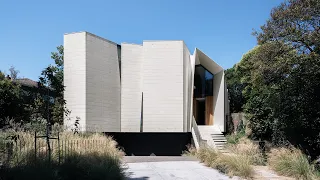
[194, 65, 213, 98]
[205, 70, 213, 96]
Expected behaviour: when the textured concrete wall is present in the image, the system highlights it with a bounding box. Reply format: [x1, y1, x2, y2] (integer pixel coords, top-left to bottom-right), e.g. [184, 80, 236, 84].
[64, 32, 87, 131]
[142, 41, 184, 132]
[85, 33, 121, 132]
[121, 43, 143, 132]
[213, 70, 225, 131]
[64, 32, 227, 133]
[64, 32, 121, 132]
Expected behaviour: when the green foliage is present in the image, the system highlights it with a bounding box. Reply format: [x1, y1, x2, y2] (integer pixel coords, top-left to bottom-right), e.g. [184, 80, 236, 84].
[24, 117, 47, 134]
[255, 0, 320, 55]
[225, 0, 320, 159]
[225, 66, 245, 113]
[39, 45, 66, 125]
[226, 130, 246, 144]
[0, 73, 27, 127]
[0, 45, 67, 130]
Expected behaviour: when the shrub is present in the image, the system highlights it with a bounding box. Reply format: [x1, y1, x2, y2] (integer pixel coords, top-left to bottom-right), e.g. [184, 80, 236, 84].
[268, 148, 319, 180]
[226, 130, 246, 144]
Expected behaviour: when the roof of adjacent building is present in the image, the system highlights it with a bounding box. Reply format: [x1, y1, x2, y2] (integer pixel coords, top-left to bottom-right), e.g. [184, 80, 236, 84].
[13, 78, 39, 88]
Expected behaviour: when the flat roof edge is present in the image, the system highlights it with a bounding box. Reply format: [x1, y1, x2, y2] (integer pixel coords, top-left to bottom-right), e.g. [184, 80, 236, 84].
[143, 40, 184, 42]
[121, 42, 142, 46]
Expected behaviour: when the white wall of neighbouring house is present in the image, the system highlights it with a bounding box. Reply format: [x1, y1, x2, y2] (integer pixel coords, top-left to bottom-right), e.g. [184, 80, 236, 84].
[142, 41, 184, 132]
[85, 33, 121, 132]
[121, 43, 143, 132]
[64, 32, 87, 131]
[213, 70, 225, 132]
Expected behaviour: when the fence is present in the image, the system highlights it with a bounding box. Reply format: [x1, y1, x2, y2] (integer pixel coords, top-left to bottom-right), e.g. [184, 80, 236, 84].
[0, 132, 111, 166]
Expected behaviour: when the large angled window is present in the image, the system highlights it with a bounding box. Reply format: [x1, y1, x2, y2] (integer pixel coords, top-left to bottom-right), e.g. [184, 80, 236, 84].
[194, 65, 213, 98]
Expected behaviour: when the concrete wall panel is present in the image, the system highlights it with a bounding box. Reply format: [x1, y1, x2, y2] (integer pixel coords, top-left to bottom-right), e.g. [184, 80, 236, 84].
[64, 32, 87, 131]
[142, 41, 184, 132]
[213, 70, 225, 131]
[121, 43, 143, 132]
[85, 33, 121, 132]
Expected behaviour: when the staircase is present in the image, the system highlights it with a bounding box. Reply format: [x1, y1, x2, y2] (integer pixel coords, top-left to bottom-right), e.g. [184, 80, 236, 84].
[197, 125, 227, 152]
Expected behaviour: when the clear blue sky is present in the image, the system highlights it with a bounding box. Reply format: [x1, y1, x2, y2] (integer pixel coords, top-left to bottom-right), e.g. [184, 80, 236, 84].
[0, 0, 283, 81]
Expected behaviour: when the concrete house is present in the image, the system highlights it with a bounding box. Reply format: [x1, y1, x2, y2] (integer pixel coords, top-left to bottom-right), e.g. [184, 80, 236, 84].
[64, 32, 229, 149]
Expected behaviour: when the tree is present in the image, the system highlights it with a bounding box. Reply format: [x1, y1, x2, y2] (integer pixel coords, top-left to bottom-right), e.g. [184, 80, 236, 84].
[9, 66, 19, 79]
[275, 54, 320, 157]
[39, 45, 66, 125]
[227, 0, 320, 158]
[255, 0, 320, 55]
[227, 37, 320, 158]
[0, 72, 25, 127]
[252, 0, 320, 158]
[225, 66, 245, 113]
[37, 45, 65, 160]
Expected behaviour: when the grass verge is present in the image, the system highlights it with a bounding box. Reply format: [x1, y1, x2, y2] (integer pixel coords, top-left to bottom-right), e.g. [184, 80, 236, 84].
[1, 151, 125, 180]
[226, 137, 266, 165]
[185, 146, 254, 178]
[268, 148, 320, 180]
[0, 132, 125, 180]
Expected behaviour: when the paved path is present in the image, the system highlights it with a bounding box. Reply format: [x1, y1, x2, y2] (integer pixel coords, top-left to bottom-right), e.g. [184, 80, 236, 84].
[123, 156, 238, 180]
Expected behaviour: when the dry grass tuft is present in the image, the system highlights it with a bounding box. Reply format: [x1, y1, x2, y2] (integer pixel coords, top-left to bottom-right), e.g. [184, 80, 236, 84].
[217, 154, 254, 178]
[1, 131, 124, 166]
[183, 144, 197, 156]
[197, 147, 219, 168]
[268, 148, 319, 180]
[1, 131, 126, 179]
[184, 146, 254, 178]
[226, 137, 265, 165]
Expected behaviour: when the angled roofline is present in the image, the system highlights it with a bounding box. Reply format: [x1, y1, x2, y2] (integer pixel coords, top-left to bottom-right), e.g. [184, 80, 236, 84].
[193, 48, 223, 74]
[64, 31, 119, 46]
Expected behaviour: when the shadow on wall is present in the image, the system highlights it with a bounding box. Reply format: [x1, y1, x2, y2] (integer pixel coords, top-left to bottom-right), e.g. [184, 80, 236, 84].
[105, 132, 192, 156]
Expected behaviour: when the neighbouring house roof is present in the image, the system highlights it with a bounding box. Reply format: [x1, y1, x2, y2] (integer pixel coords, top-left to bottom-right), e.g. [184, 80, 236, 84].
[13, 78, 56, 97]
[13, 78, 40, 88]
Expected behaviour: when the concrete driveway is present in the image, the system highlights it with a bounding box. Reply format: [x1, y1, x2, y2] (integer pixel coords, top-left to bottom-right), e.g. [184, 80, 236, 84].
[123, 156, 237, 180]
